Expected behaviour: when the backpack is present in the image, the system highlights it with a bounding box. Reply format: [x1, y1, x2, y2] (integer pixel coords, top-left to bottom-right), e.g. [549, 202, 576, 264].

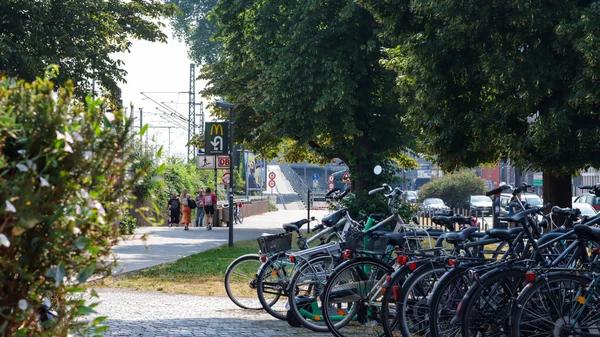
[204, 194, 213, 207]
[188, 197, 197, 209]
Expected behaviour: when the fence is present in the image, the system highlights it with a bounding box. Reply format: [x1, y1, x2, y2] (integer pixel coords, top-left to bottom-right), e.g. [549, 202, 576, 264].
[415, 206, 492, 232]
[279, 162, 313, 207]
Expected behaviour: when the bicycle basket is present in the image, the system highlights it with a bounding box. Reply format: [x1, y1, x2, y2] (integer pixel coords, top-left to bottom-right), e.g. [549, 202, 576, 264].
[257, 232, 293, 254]
[344, 231, 389, 254]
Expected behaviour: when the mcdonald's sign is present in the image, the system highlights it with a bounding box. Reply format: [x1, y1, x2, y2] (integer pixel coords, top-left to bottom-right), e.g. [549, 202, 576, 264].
[204, 122, 229, 155]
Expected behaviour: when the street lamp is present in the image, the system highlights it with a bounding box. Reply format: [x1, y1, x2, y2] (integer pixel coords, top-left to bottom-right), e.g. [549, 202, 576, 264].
[215, 100, 235, 248]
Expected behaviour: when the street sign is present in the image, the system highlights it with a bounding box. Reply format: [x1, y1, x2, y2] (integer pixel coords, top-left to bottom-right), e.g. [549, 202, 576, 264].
[204, 122, 229, 155]
[328, 182, 335, 190]
[196, 155, 216, 169]
[341, 172, 351, 183]
[268, 180, 276, 188]
[328, 175, 334, 183]
[268, 172, 276, 180]
[222, 172, 230, 185]
[312, 173, 319, 181]
[217, 156, 230, 169]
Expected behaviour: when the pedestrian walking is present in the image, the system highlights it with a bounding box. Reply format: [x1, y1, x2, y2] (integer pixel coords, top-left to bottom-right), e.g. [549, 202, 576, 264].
[166, 193, 180, 227]
[195, 189, 205, 227]
[203, 187, 216, 230]
[180, 188, 192, 230]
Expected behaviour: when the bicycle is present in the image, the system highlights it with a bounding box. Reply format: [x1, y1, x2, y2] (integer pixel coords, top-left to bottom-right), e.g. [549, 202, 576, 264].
[234, 201, 243, 224]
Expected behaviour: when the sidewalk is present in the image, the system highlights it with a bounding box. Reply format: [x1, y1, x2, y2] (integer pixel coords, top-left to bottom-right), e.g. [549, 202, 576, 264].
[112, 209, 328, 274]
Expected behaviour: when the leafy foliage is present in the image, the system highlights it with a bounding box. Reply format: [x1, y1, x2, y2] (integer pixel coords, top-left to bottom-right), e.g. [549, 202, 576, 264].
[0, 0, 178, 100]
[0, 76, 149, 335]
[119, 215, 137, 235]
[174, 0, 415, 192]
[418, 170, 487, 209]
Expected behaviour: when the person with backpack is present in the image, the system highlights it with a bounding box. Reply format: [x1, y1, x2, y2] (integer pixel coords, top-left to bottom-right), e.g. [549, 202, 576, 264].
[203, 187, 216, 230]
[194, 189, 204, 227]
[180, 188, 192, 230]
[166, 192, 180, 227]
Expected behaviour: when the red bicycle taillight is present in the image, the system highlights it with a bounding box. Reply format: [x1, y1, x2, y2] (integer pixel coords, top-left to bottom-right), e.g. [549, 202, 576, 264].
[342, 249, 353, 260]
[456, 301, 463, 313]
[260, 255, 267, 263]
[289, 255, 296, 264]
[408, 261, 417, 271]
[397, 255, 409, 265]
[448, 259, 459, 267]
[392, 285, 400, 301]
[525, 271, 535, 282]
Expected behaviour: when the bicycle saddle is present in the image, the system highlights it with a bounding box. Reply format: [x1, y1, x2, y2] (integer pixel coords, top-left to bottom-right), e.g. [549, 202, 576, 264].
[321, 208, 347, 227]
[573, 224, 600, 242]
[485, 227, 523, 241]
[282, 219, 310, 232]
[498, 207, 540, 223]
[444, 226, 479, 244]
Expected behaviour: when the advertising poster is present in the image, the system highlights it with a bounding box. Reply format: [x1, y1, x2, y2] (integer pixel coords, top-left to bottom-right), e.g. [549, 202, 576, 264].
[244, 152, 266, 194]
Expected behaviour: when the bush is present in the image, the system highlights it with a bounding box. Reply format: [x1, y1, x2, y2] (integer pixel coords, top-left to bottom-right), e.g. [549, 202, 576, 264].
[0, 76, 148, 335]
[119, 215, 137, 235]
[418, 169, 487, 209]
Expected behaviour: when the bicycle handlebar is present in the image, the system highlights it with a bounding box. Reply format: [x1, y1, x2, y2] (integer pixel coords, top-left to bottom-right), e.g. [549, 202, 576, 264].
[368, 184, 388, 196]
[485, 184, 511, 196]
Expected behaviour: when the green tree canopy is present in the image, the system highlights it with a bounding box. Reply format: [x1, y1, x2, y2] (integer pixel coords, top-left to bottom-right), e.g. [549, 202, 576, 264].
[418, 170, 487, 209]
[359, 0, 600, 206]
[179, 0, 414, 191]
[0, 0, 178, 99]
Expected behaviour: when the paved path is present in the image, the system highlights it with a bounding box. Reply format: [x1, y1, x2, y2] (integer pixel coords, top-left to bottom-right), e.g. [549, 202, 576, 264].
[94, 289, 330, 337]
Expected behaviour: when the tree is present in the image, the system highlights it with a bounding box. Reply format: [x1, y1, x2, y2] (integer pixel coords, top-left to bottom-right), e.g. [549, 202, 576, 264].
[359, 0, 600, 208]
[0, 0, 178, 100]
[418, 170, 487, 209]
[178, 0, 415, 192]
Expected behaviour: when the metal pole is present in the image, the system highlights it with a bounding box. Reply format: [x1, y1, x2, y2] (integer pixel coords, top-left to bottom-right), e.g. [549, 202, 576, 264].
[228, 107, 234, 247]
[139, 108, 143, 141]
[307, 189, 311, 233]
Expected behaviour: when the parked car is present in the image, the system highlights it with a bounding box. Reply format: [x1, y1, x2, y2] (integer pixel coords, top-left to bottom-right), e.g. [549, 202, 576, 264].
[469, 195, 493, 216]
[572, 202, 598, 218]
[499, 193, 543, 216]
[401, 191, 418, 204]
[420, 198, 452, 216]
[572, 193, 600, 211]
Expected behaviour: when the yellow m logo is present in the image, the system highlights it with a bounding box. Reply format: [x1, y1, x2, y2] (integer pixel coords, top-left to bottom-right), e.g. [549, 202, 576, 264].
[210, 123, 224, 135]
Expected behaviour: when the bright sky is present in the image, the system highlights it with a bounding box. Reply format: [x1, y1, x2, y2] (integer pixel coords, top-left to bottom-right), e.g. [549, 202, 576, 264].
[116, 26, 208, 159]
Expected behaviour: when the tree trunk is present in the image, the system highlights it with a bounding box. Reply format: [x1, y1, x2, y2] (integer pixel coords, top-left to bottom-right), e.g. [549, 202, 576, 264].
[542, 171, 572, 209]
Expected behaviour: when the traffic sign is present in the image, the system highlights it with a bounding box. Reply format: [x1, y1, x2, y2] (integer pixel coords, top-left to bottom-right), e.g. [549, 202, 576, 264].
[222, 172, 230, 185]
[217, 156, 230, 169]
[328, 175, 334, 183]
[328, 183, 335, 190]
[268, 172, 276, 180]
[312, 173, 319, 181]
[268, 180, 276, 188]
[204, 122, 229, 155]
[341, 172, 351, 183]
[196, 155, 216, 169]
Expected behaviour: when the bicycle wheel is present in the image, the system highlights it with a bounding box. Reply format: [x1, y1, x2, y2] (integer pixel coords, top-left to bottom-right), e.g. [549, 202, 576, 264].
[237, 208, 243, 224]
[429, 267, 474, 337]
[459, 268, 526, 337]
[512, 273, 598, 337]
[224, 254, 263, 310]
[378, 264, 411, 336]
[396, 262, 447, 337]
[321, 257, 393, 337]
[287, 255, 339, 332]
[256, 253, 294, 320]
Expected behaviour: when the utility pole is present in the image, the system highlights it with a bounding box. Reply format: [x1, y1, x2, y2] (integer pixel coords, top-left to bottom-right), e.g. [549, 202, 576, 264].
[188, 64, 196, 162]
[139, 108, 143, 141]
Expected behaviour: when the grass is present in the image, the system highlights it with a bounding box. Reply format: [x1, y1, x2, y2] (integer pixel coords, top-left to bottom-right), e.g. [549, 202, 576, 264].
[92, 238, 260, 297]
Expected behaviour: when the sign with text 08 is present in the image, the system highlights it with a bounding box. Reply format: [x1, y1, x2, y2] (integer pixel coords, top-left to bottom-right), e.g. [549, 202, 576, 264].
[204, 122, 229, 155]
[217, 156, 230, 168]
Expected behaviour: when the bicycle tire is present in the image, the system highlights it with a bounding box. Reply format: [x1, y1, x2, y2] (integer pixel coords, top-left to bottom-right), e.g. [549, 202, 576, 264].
[237, 208, 243, 224]
[428, 267, 473, 337]
[224, 254, 264, 310]
[459, 268, 526, 337]
[511, 272, 595, 337]
[396, 262, 447, 337]
[256, 253, 293, 320]
[321, 257, 393, 337]
[286, 255, 340, 332]
[378, 264, 411, 336]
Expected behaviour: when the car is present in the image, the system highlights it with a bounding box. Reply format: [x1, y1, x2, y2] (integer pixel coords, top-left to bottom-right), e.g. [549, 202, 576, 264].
[572, 193, 600, 211]
[401, 191, 418, 204]
[469, 195, 493, 216]
[572, 202, 597, 218]
[499, 193, 543, 216]
[420, 198, 452, 216]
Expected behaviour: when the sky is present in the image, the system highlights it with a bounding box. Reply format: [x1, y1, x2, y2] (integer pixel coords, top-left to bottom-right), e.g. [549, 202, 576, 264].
[116, 26, 208, 159]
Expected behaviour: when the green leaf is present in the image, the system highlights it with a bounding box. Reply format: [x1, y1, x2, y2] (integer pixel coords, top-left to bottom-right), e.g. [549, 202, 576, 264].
[103, 116, 112, 129]
[77, 263, 96, 284]
[75, 305, 97, 316]
[139, 124, 149, 136]
[56, 262, 65, 287]
[156, 163, 166, 175]
[157, 145, 163, 158]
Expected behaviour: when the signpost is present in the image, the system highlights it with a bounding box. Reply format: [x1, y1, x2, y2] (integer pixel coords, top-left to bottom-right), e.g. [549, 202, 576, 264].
[217, 156, 230, 169]
[196, 155, 216, 169]
[312, 173, 319, 188]
[341, 172, 351, 184]
[204, 122, 229, 155]
[222, 172, 230, 185]
[268, 172, 276, 195]
[328, 174, 335, 190]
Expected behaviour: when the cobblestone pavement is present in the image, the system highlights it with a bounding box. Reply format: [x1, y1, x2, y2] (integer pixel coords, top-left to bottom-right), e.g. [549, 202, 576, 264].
[95, 289, 330, 337]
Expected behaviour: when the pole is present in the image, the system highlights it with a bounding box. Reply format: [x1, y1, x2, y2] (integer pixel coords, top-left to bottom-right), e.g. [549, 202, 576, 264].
[307, 189, 311, 233]
[139, 108, 143, 141]
[228, 107, 234, 247]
